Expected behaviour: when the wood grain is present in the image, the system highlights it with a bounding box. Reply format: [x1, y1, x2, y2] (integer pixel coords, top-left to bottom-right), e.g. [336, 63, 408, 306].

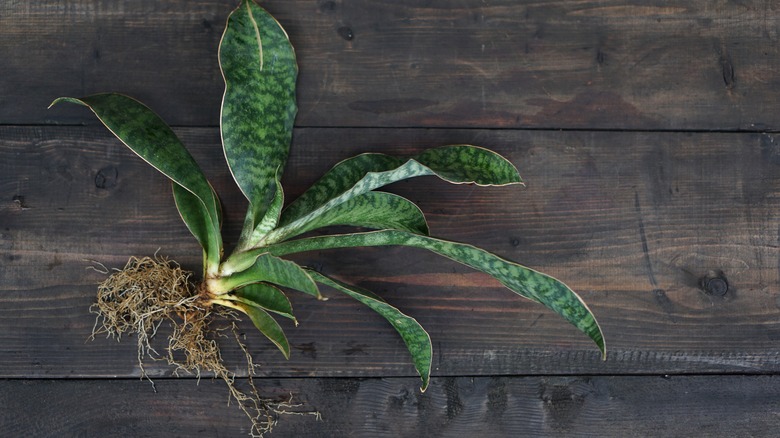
[4, 0, 780, 130]
[6, 1, 780, 435]
[2, 375, 779, 437]
[3, 126, 780, 378]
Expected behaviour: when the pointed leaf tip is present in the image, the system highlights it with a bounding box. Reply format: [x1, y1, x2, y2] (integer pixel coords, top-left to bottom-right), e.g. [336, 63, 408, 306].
[274, 146, 522, 244]
[49, 97, 85, 109]
[414, 145, 522, 186]
[309, 270, 432, 392]
[51, 93, 222, 272]
[263, 230, 605, 354]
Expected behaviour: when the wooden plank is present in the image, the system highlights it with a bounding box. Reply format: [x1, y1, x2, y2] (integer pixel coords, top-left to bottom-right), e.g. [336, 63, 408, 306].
[4, 0, 780, 130]
[3, 126, 780, 378]
[2, 375, 780, 437]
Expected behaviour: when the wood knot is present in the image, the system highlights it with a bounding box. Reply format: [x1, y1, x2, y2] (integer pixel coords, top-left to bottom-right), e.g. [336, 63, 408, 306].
[95, 166, 118, 189]
[12, 195, 30, 210]
[719, 53, 735, 89]
[700, 270, 728, 296]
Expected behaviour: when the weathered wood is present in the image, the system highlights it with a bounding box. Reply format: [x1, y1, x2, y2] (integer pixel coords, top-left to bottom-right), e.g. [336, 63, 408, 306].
[2, 126, 780, 378]
[4, 0, 780, 130]
[2, 375, 780, 437]
[6, 1, 780, 435]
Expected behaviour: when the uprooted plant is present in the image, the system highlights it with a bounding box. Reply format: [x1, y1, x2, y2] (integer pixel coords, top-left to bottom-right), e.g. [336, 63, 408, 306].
[51, 0, 605, 435]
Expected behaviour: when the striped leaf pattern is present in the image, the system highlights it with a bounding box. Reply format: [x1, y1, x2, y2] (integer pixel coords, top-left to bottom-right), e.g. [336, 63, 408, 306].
[220, 0, 298, 234]
[309, 270, 433, 391]
[261, 230, 606, 356]
[241, 173, 285, 248]
[50, 94, 222, 272]
[231, 282, 296, 323]
[217, 253, 320, 299]
[275, 191, 429, 241]
[270, 146, 521, 245]
[218, 299, 290, 359]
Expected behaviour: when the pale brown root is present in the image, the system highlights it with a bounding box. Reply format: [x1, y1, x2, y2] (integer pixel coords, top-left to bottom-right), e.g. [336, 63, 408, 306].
[90, 255, 320, 437]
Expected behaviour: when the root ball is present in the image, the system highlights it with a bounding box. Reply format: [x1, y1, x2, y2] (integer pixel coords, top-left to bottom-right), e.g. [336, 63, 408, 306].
[89, 255, 317, 436]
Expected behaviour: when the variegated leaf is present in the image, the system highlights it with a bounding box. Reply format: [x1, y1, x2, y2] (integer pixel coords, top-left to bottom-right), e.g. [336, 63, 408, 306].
[217, 299, 290, 359]
[220, 0, 298, 234]
[254, 230, 605, 356]
[309, 270, 432, 391]
[278, 191, 429, 241]
[216, 253, 320, 299]
[230, 282, 295, 323]
[239, 172, 284, 249]
[272, 146, 520, 245]
[172, 183, 223, 273]
[50, 94, 222, 272]
[280, 153, 403, 227]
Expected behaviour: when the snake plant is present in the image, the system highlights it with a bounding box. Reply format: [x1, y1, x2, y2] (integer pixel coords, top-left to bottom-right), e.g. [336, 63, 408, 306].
[51, 0, 604, 431]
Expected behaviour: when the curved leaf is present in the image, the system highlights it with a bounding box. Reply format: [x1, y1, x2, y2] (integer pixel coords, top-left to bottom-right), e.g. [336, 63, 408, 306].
[272, 146, 521, 245]
[216, 299, 290, 359]
[309, 270, 432, 392]
[220, 0, 298, 233]
[51, 94, 222, 272]
[216, 253, 320, 299]
[279, 191, 429, 241]
[415, 145, 522, 185]
[230, 282, 296, 323]
[173, 183, 223, 273]
[280, 153, 404, 227]
[239, 172, 285, 249]
[249, 230, 605, 356]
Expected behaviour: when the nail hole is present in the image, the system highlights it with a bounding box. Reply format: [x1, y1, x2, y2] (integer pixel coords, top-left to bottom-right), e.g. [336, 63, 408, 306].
[338, 26, 354, 41]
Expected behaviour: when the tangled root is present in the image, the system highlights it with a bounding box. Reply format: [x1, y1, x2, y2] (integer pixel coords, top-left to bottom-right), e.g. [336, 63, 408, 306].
[90, 255, 319, 437]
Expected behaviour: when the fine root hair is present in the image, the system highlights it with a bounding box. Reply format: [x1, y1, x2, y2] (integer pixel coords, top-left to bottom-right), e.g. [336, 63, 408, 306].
[90, 255, 319, 436]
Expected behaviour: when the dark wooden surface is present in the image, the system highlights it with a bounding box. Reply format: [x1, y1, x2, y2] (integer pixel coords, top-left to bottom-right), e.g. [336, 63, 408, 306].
[3, 0, 780, 436]
[5, 0, 780, 130]
[4, 376, 780, 437]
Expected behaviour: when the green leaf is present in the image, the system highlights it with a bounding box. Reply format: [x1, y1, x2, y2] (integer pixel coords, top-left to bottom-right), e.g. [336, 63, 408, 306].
[272, 146, 520, 245]
[218, 299, 290, 359]
[220, 0, 298, 234]
[256, 230, 605, 356]
[280, 154, 404, 227]
[217, 253, 321, 299]
[308, 270, 432, 392]
[50, 94, 222, 272]
[414, 145, 522, 186]
[239, 172, 284, 250]
[231, 282, 296, 323]
[212, 184, 224, 229]
[172, 182, 223, 272]
[276, 191, 429, 241]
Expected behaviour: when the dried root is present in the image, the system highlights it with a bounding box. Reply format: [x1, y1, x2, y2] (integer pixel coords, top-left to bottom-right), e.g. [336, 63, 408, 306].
[90, 255, 319, 437]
